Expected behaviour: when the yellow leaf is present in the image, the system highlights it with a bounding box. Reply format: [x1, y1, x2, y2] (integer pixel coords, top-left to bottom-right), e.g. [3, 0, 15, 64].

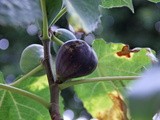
[96, 91, 128, 120]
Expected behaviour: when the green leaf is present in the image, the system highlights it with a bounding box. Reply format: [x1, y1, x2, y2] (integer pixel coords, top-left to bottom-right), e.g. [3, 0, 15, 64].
[0, 76, 50, 120]
[64, 0, 101, 33]
[0, 0, 41, 27]
[74, 39, 152, 117]
[0, 75, 64, 120]
[0, 72, 5, 84]
[148, 0, 160, 3]
[46, 0, 62, 26]
[101, 0, 134, 13]
[126, 67, 160, 120]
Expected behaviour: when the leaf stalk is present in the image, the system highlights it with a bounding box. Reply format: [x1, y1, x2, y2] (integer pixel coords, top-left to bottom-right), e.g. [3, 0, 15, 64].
[0, 83, 50, 109]
[10, 64, 44, 87]
[51, 35, 64, 46]
[59, 76, 140, 89]
[49, 7, 67, 27]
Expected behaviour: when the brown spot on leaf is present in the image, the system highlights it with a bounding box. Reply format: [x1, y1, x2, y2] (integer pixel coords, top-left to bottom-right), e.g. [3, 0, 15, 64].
[116, 45, 131, 58]
[116, 45, 141, 58]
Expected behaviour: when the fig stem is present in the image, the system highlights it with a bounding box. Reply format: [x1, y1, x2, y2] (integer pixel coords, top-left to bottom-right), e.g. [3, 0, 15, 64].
[0, 83, 50, 109]
[59, 76, 140, 89]
[10, 64, 44, 87]
[40, 0, 49, 40]
[51, 35, 64, 45]
[42, 40, 62, 120]
[49, 7, 67, 27]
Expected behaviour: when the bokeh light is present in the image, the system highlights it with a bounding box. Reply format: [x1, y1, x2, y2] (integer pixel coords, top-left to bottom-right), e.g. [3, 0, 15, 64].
[6, 74, 15, 84]
[84, 34, 95, 45]
[0, 38, 9, 50]
[63, 109, 74, 120]
[27, 24, 38, 36]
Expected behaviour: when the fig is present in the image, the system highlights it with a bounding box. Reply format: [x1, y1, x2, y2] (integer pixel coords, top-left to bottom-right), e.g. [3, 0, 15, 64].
[56, 39, 98, 82]
[53, 28, 76, 53]
[20, 44, 45, 76]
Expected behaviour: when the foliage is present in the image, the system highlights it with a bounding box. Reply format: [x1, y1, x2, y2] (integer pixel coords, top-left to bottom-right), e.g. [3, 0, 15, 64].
[74, 39, 152, 117]
[148, 0, 160, 3]
[101, 0, 134, 13]
[65, 0, 101, 33]
[0, 0, 160, 120]
[0, 0, 41, 26]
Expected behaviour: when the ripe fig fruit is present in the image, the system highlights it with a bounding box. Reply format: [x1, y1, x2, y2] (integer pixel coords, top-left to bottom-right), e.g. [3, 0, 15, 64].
[20, 44, 44, 76]
[53, 28, 76, 53]
[56, 39, 98, 82]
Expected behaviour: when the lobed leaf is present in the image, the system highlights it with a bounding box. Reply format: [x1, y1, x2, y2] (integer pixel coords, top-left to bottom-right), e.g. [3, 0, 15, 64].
[64, 0, 101, 33]
[101, 0, 134, 13]
[0, 74, 64, 120]
[73, 39, 152, 118]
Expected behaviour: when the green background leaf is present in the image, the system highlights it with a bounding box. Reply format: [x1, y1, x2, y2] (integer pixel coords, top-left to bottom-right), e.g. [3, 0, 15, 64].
[0, 72, 5, 84]
[126, 67, 160, 120]
[74, 39, 152, 117]
[148, 0, 160, 3]
[46, 0, 62, 26]
[0, 0, 41, 27]
[65, 0, 101, 33]
[0, 75, 64, 120]
[101, 0, 134, 13]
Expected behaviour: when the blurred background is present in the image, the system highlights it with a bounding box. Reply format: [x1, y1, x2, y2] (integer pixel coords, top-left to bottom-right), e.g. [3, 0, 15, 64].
[0, 0, 160, 119]
[1, 0, 160, 82]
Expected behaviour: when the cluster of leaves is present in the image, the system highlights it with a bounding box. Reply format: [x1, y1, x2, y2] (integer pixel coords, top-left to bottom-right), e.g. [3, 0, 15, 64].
[0, 0, 160, 120]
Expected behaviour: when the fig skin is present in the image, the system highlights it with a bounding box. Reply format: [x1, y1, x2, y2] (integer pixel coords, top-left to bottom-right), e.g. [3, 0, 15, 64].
[53, 28, 76, 53]
[20, 44, 45, 76]
[56, 39, 98, 82]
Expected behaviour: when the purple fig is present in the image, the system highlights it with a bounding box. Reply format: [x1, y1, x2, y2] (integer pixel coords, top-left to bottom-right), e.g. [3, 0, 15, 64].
[56, 39, 98, 82]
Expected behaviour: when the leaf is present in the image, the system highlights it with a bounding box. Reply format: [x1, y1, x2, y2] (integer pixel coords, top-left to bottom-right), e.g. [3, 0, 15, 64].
[126, 66, 160, 120]
[148, 0, 160, 3]
[0, 75, 64, 120]
[100, 0, 134, 13]
[46, 0, 62, 27]
[0, 72, 5, 84]
[74, 39, 152, 117]
[96, 91, 128, 120]
[0, 0, 41, 27]
[0, 75, 50, 120]
[64, 0, 101, 33]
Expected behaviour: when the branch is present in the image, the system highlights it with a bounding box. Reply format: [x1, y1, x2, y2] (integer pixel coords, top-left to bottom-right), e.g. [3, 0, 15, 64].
[42, 40, 61, 120]
[59, 76, 140, 90]
[0, 83, 50, 109]
[40, 0, 62, 119]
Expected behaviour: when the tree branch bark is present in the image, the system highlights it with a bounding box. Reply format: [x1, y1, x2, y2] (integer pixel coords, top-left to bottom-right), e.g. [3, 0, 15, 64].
[42, 40, 62, 120]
